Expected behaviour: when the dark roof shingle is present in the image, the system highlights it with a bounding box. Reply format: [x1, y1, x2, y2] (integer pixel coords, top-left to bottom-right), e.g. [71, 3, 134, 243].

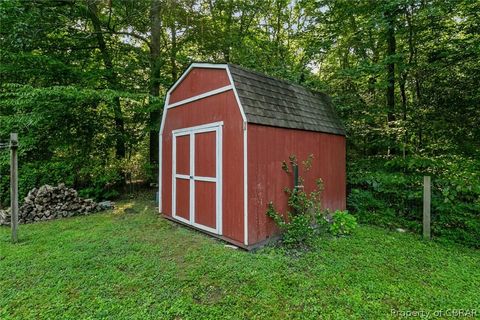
[228, 64, 345, 136]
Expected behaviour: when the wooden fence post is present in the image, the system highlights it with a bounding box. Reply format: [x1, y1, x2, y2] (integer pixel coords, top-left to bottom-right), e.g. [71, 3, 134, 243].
[10, 133, 18, 243]
[423, 176, 431, 240]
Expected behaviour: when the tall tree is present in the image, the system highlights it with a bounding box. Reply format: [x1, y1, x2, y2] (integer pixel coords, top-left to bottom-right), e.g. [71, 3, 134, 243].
[149, 0, 163, 176]
[384, 3, 397, 155]
[86, 0, 126, 160]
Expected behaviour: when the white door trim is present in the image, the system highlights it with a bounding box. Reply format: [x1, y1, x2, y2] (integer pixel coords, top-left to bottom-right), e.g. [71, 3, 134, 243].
[172, 122, 223, 235]
[172, 121, 224, 135]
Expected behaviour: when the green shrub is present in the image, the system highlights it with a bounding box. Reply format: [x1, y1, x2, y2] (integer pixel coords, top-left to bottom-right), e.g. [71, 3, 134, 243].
[0, 83, 151, 205]
[266, 154, 358, 248]
[347, 156, 480, 248]
[329, 210, 358, 236]
[267, 202, 316, 247]
[266, 193, 317, 248]
[266, 179, 324, 248]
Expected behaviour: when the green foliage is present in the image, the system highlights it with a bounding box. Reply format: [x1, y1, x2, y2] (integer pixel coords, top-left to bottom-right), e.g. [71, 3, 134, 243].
[0, 0, 478, 251]
[0, 0, 154, 204]
[78, 187, 120, 201]
[268, 155, 361, 247]
[266, 155, 330, 248]
[347, 156, 480, 248]
[0, 84, 150, 203]
[267, 199, 317, 248]
[1, 195, 479, 319]
[329, 210, 358, 236]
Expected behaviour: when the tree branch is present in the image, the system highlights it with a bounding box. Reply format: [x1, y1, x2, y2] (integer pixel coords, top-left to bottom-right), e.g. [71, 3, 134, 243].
[109, 30, 151, 49]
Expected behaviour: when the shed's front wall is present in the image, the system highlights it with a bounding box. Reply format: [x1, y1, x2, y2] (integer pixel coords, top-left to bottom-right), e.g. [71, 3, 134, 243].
[247, 124, 346, 245]
[169, 68, 230, 104]
[162, 68, 246, 244]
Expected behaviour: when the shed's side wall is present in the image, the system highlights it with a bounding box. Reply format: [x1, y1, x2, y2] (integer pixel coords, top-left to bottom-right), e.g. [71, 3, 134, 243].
[162, 70, 245, 243]
[247, 124, 346, 245]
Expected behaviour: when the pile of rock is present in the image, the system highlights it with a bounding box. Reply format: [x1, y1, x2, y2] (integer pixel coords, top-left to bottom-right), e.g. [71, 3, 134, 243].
[0, 184, 113, 225]
[0, 207, 11, 225]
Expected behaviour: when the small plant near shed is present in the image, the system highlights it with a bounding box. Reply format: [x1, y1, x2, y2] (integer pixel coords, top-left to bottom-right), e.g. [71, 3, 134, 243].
[266, 178, 324, 248]
[267, 155, 323, 248]
[267, 155, 357, 248]
[328, 210, 358, 236]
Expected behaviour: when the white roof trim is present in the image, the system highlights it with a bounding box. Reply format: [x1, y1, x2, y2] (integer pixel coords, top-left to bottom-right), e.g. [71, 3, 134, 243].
[160, 63, 237, 135]
[226, 66, 247, 123]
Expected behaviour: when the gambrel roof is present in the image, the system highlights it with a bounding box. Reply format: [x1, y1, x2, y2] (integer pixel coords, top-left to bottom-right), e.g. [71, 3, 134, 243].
[161, 63, 345, 136]
[228, 64, 345, 136]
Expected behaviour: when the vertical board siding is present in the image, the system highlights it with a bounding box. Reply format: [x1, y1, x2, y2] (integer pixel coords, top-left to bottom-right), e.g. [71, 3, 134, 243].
[162, 72, 245, 243]
[175, 135, 190, 175]
[195, 132, 217, 178]
[175, 179, 190, 220]
[194, 181, 217, 229]
[248, 124, 346, 245]
[169, 68, 231, 104]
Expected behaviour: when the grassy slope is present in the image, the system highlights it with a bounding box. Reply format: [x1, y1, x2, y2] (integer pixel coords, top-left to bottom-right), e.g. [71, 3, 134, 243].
[1, 195, 479, 320]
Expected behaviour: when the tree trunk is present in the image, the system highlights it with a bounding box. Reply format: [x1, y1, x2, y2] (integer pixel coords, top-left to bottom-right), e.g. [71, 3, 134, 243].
[170, 21, 178, 80]
[223, 1, 233, 62]
[86, 1, 126, 160]
[149, 0, 162, 180]
[400, 76, 407, 158]
[385, 6, 397, 155]
[400, 4, 416, 159]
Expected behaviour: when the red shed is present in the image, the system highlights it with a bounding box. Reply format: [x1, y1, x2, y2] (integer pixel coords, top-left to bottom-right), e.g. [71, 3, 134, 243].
[159, 63, 346, 249]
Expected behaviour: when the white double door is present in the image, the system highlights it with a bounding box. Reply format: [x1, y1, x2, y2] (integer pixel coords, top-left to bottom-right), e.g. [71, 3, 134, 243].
[172, 122, 222, 234]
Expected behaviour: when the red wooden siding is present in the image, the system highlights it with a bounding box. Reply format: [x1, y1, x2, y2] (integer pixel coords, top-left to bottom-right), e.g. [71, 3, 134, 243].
[247, 124, 346, 245]
[175, 135, 190, 175]
[195, 181, 216, 228]
[175, 179, 190, 221]
[195, 131, 216, 178]
[162, 69, 245, 243]
[169, 68, 230, 104]
[193, 131, 217, 229]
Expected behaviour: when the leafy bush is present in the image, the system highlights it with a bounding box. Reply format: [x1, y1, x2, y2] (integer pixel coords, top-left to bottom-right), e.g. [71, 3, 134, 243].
[266, 155, 323, 248]
[0, 84, 151, 204]
[268, 175, 325, 246]
[329, 210, 358, 236]
[347, 156, 480, 248]
[267, 155, 357, 248]
[266, 187, 319, 248]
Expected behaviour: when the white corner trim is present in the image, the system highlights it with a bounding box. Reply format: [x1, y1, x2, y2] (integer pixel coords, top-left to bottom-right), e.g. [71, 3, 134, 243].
[167, 85, 233, 109]
[159, 91, 170, 213]
[158, 133, 162, 212]
[226, 65, 249, 246]
[243, 123, 248, 246]
[217, 124, 223, 235]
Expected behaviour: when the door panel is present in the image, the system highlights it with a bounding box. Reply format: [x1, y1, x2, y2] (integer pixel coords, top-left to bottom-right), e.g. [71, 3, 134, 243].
[195, 131, 216, 178]
[194, 181, 216, 229]
[172, 122, 222, 235]
[175, 178, 190, 221]
[175, 135, 190, 175]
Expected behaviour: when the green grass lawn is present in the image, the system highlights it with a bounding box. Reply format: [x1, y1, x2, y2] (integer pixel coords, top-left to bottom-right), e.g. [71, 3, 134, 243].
[1, 194, 479, 319]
